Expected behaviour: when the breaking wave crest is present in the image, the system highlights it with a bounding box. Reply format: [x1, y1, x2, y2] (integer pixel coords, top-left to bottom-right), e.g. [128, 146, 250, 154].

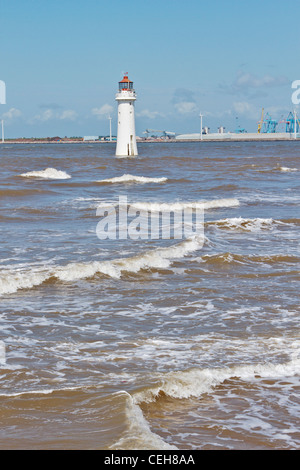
[111, 358, 300, 449]
[0, 268, 50, 296]
[0, 236, 204, 296]
[124, 198, 240, 212]
[276, 166, 298, 172]
[207, 217, 286, 231]
[109, 391, 177, 450]
[200, 252, 300, 266]
[132, 359, 300, 405]
[20, 168, 71, 179]
[97, 174, 167, 184]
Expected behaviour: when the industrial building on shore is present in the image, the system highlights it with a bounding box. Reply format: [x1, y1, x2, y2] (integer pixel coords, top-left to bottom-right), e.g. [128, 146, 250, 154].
[174, 132, 299, 142]
[162, 110, 300, 141]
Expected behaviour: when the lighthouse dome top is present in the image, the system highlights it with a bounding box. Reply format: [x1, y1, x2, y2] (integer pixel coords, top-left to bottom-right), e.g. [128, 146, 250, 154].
[118, 74, 134, 91]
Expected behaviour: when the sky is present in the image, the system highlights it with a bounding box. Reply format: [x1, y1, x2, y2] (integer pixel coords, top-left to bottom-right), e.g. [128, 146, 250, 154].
[0, 0, 299, 138]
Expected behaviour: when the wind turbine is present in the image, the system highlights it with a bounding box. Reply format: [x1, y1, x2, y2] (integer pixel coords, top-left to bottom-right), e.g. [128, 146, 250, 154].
[199, 112, 203, 140]
[108, 115, 112, 141]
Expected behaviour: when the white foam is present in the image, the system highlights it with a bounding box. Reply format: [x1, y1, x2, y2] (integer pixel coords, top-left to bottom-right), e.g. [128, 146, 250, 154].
[208, 217, 278, 232]
[0, 385, 85, 398]
[20, 168, 71, 179]
[0, 267, 50, 296]
[112, 358, 300, 449]
[133, 358, 300, 404]
[0, 341, 5, 365]
[110, 391, 177, 450]
[126, 198, 240, 212]
[97, 174, 167, 184]
[0, 236, 204, 296]
[55, 236, 204, 282]
[277, 166, 298, 172]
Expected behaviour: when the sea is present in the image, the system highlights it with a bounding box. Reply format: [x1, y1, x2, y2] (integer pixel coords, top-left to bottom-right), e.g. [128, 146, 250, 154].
[0, 140, 299, 450]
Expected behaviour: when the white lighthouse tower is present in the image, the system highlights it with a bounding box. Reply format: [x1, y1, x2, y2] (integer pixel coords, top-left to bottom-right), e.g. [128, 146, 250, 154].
[115, 74, 138, 156]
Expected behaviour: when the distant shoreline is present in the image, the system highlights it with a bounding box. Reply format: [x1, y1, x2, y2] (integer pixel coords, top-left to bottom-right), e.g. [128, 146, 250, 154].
[1, 132, 299, 144]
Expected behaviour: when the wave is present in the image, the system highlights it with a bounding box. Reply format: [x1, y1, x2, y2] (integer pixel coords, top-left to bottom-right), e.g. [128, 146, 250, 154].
[20, 168, 71, 179]
[0, 385, 84, 398]
[0, 236, 204, 296]
[96, 174, 167, 184]
[276, 166, 298, 172]
[124, 198, 240, 212]
[132, 358, 300, 405]
[0, 267, 50, 296]
[210, 184, 241, 191]
[200, 252, 300, 266]
[254, 166, 298, 174]
[201, 252, 246, 265]
[207, 217, 283, 232]
[109, 391, 177, 450]
[111, 358, 300, 449]
[282, 218, 300, 226]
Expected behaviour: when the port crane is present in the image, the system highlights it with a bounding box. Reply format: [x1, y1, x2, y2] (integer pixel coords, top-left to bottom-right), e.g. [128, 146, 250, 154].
[285, 111, 300, 133]
[257, 109, 278, 133]
[256, 110, 277, 134]
[262, 112, 278, 133]
[257, 108, 264, 133]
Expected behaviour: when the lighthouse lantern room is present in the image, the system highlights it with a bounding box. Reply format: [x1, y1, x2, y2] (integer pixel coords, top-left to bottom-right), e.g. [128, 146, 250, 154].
[115, 74, 138, 156]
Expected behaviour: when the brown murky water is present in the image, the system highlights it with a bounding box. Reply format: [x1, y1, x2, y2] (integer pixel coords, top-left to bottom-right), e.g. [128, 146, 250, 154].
[0, 141, 299, 449]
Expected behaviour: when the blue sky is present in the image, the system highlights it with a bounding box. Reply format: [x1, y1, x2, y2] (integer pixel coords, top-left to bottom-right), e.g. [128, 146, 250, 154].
[0, 0, 299, 137]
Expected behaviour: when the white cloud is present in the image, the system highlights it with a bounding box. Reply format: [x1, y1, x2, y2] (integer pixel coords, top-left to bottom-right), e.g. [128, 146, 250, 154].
[59, 110, 78, 121]
[221, 71, 289, 97]
[92, 104, 114, 119]
[234, 71, 288, 89]
[174, 101, 197, 114]
[1, 107, 22, 120]
[31, 108, 78, 122]
[172, 88, 198, 115]
[233, 101, 259, 119]
[136, 109, 164, 119]
[233, 101, 252, 114]
[37, 109, 54, 121]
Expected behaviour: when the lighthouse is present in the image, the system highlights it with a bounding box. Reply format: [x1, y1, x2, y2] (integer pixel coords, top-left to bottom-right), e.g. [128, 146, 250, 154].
[115, 74, 138, 156]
